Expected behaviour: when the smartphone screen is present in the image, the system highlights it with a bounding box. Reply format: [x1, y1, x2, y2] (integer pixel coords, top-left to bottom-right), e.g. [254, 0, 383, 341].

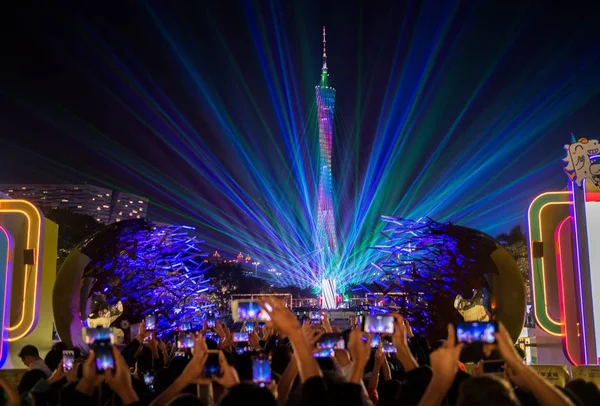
[145, 315, 156, 331]
[83, 327, 114, 344]
[309, 311, 322, 320]
[62, 350, 75, 371]
[370, 334, 381, 348]
[233, 332, 249, 342]
[364, 315, 394, 334]
[204, 332, 221, 344]
[206, 317, 216, 329]
[143, 371, 154, 389]
[94, 340, 115, 372]
[235, 345, 249, 354]
[232, 300, 270, 321]
[143, 331, 154, 343]
[252, 356, 271, 385]
[258, 322, 265, 329]
[177, 332, 194, 349]
[317, 333, 345, 350]
[204, 351, 221, 378]
[130, 323, 140, 338]
[455, 322, 497, 344]
[244, 322, 255, 333]
[382, 341, 396, 353]
[174, 351, 187, 358]
[313, 348, 334, 358]
[180, 322, 192, 332]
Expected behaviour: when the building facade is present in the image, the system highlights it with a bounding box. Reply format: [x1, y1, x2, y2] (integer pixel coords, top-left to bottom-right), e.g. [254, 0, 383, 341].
[0, 184, 148, 224]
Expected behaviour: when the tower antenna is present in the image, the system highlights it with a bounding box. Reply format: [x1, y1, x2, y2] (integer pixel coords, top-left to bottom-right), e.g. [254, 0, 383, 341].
[322, 26, 328, 73]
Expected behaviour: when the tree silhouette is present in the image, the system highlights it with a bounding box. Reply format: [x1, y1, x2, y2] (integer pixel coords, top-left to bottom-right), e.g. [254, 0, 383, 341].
[43, 208, 104, 268]
[496, 225, 530, 305]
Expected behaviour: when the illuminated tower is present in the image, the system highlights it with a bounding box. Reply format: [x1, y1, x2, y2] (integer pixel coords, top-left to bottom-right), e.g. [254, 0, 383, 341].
[316, 27, 337, 255]
[316, 27, 338, 310]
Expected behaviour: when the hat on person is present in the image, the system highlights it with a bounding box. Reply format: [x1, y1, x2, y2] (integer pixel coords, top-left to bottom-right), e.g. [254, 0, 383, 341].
[18, 345, 39, 359]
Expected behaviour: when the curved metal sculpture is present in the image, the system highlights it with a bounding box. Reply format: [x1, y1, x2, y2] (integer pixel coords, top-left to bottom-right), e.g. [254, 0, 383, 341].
[53, 219, 212, 348]
[368, 216, 525, 342]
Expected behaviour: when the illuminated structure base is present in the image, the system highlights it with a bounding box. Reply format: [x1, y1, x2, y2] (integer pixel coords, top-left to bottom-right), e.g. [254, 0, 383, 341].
[321, 279, 337, 309]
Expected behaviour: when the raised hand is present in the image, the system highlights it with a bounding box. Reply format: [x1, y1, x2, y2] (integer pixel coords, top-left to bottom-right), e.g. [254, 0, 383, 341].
[179, 334, 209, 384]
[212, 351, 240, 388]
[429, 324, 463, 390]
[136, 320, 148, 342]
[105, 347, 139, 404]
[405, 318, 415, 338]
[322, 312, 333, 333]
[348, 330, 373, 383]
[47, 361, 66, 384]
[76, 351, 103, 396]
[258, 298, 301, 336]
[391, 314, 411, 355]
[249, 330, 261, 351]
[494, 322, 522, 368]
[65, 362, 79, 383]
[0, 377, 20, 406]
[374, 343, 386, 365]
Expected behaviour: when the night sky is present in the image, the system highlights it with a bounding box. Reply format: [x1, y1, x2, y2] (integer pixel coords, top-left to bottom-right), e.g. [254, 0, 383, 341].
[1, 1, 600, 268]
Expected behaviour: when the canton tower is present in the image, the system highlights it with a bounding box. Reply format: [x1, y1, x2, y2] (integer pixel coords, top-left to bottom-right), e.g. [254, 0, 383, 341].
[315, 27, 338, 306]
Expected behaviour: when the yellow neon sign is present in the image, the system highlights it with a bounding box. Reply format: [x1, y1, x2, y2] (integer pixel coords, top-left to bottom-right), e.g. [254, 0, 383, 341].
[527, 191, 570, 336]
[0, 200, 43, 341]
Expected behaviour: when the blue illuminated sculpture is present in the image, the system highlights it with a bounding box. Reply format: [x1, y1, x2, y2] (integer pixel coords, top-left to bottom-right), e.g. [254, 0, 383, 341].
[53, 219, 213, 347]
[367, 216, 525, 341]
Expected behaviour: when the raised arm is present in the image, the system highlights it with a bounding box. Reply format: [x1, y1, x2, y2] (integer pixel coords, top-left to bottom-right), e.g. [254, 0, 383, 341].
[496, 323, 574, 406]
[259, 298, 322, 382]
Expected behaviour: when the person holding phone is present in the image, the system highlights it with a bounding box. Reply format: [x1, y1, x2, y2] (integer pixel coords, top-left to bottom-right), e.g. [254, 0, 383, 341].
[418, 322, 575, 406]
[71, 347, 139, 405]
[150, 334, 218, 406]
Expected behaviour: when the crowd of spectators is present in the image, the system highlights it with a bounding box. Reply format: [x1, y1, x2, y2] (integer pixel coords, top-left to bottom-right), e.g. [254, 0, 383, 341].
[2, 298, 599, 406]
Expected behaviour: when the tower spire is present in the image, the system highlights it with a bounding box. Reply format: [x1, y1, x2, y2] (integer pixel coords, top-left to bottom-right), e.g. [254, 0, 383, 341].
[322, 26, 328, 73]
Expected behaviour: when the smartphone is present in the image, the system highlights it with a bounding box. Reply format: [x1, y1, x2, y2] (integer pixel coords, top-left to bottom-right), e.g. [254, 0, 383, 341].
[206, 317, 216, 329]
[82, 327, 114, 344]
[180, 322, 192, 332]
[382, 341, 396, 353]
[177, 332, 195, 349]
[236, 345, 250, 355]
[313, 348, 334, 358]
[145, 315, 156, 331]
[363, 315, 394, 334]
[231, 299, 270, 322]
[233, 332, 249, 342]
[483, 360, 505, 373]
[245, 322, 255, 333]
[252, 356, 271, 386]
[62, 350, 75, 371]
[143, 371, 154, 390]
[94, 340, 115, 373]
[316, 333, 345, 350]
[309, 311, 322, 320]
[174, 351, 187, 358]
[258, 322, 265, 329]
[204, 350, 221, 378]
[455, 322, 498, 344]
[370, 334, 381, 348]
[204, 331, 221, 344]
